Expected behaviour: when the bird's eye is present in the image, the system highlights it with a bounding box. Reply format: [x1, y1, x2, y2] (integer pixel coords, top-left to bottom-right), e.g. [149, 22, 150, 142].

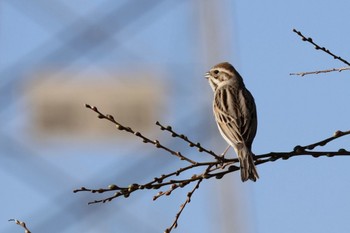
[213, 70, 219, 75]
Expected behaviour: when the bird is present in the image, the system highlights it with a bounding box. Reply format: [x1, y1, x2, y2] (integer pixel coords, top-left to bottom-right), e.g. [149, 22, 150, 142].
[205, 62, 259, 182]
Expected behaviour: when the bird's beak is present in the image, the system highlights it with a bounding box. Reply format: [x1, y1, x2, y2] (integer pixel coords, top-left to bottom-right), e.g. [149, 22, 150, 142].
[204, 72, 211, 79]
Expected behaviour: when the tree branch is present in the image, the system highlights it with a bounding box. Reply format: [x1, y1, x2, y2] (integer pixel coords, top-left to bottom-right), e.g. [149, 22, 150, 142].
[156, 121, 226, 162]
[293, 29, 350, 66]
[74, 104, 350, 233]
[164, 177, 204, 233]
[291, 29, 350, 76]
[84, 104, 196, 164]
[290, 66, 350, 76]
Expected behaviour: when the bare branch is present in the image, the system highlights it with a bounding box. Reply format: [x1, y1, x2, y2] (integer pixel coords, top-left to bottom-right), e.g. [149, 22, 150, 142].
[84, 104, 197, 164]
[156, 121, 226, 162]
[290, 66, 350, 76]
[76, 107, 350, 203]
[257, 130, 350, 161]
[165, 177, 204, 233]
[9, 219, 31, 233]
[302, 130, 350, 150]
[77, 104, 350, 232]
[293, 29, 350, 66]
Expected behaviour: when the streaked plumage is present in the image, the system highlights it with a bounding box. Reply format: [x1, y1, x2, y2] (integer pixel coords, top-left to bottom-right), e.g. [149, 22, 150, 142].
[205, 62, 259, 182]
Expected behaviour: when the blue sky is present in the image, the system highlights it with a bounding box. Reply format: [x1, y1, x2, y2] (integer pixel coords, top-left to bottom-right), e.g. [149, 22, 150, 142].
[1, 1, 350, 233]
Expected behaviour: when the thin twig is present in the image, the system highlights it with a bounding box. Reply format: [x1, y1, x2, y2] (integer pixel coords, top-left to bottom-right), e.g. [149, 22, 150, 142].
[85, 104, 197, 164]
[302, 130, 350, 150]
[293, 29, 350, 66]
[156, 121, 225, 162]
[290, 66, 350, 76]
[257, 129, 350, 160]
[164, 178, 203, 233]
[9, 219, 31, 233]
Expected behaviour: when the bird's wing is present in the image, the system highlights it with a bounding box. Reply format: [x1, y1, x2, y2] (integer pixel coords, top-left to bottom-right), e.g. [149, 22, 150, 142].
[214, 86, 257, 148]
[239, 89, 257, 147]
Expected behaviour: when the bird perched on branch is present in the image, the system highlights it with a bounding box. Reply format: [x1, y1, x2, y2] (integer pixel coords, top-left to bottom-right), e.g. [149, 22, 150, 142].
[205, 62, 259, 182]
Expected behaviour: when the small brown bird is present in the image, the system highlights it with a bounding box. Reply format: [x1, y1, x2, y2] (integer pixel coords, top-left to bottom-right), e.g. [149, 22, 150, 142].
[205, 62, 259, 182]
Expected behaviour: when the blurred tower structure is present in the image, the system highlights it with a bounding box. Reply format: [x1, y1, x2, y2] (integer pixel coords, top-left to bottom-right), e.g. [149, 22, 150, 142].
[197, 1, 252, 233]
[0, 1, 251, 233]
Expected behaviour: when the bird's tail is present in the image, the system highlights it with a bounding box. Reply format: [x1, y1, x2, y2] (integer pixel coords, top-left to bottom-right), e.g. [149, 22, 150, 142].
[238, 147, 259, 182]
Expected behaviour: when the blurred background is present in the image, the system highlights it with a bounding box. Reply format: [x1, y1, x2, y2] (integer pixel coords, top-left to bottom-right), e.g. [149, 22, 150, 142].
[1, 0, 350, 232]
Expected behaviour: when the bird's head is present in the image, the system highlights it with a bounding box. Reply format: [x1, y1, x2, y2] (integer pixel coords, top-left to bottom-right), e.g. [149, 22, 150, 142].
[205, 62, 242, 91]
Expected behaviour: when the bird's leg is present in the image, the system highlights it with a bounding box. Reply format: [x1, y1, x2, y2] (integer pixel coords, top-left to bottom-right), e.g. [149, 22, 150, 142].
[215, 145, 231, 168]
[220, 145, 231, 158]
